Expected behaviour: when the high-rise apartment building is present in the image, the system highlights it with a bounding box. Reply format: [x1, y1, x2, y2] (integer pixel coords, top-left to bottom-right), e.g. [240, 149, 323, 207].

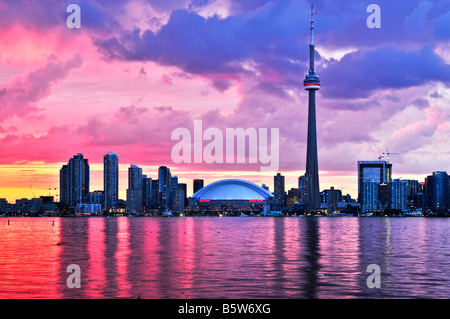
[159, 166, 171, 210]
[60, 153, 90, 210]
[274, 173, 285, 210]
[104, 152, 119, 212]
[127, 164, 143, 214]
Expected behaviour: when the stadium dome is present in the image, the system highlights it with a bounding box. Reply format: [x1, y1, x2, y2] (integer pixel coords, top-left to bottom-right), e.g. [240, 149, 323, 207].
[191, 179, 274, 201]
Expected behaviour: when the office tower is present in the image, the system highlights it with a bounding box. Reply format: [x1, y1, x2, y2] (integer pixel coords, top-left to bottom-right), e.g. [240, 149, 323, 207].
[378, 183, 390, 211]
[104, 152, 119, 212]
[287, 188, 300, 207]
[299, 175, 309, 204]
[85, 191, 105, 208]
[303, 6, 321, 213]
[127, 164, 143, 214]
[361, 180, 378, 212]
[326, 187, 341, 213]
[171, 176, 179, 190]
[193, 179, 204, 194]
[424, 171, 449, 214]
[171, 188, 185, 214]
[142, 176, 152, 212]
[60, 153, 90, 209]
[170, 176, 178, 211]
[178, 183, 187, 209]
[274, 173, 285, 210]
[358, 161, 392, 212]
[390, 179, 407, 211]
[159, 166, 171, 210]
[59, 165, 69, 207]
[151, 179, 159, 209]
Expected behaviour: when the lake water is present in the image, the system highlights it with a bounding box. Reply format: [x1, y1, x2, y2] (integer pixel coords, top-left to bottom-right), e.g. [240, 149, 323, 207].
[0, 216, 449, 299]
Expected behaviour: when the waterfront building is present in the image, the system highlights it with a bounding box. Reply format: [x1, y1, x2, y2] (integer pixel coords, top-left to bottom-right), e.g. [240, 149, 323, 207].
[178, 183, 187, 209]
[287, 188, 300, 207]
[424, 171, 449, 214]
[358, 160, 392, 213]
[274, 173, 286, 210]
[390, 179, 407, 211]
[151, 179, 159, 209]
[325, 187, 342, 213]
[85, 190, 105, 209]
[189, 179, 274, 215]
[142, 176, 153, 212]
[60, 153, 90, 210]
[159, 166, 171, 210]
[127, 164, 143, 214]
[193, 179, 204, 194]
[104, 152, 119, 212]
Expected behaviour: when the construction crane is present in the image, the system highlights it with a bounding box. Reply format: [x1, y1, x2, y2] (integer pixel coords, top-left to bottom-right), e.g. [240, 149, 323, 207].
[29, 185, 36, 199]
[383, 151, 400, 164]
[49, 186, 57, 196]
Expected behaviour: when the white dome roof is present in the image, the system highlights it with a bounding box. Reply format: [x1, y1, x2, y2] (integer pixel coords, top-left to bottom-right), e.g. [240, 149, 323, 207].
[191, 179, 274, 201]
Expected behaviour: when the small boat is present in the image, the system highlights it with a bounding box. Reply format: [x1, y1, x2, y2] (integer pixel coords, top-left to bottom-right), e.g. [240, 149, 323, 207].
[239, 213, 250, 217]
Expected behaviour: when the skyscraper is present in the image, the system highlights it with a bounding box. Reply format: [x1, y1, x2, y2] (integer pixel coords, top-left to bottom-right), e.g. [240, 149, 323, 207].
[142, 176, 153, 212]
[127, 164, 143, 214]
[303, 6, 321, 213]
[159, 166, 171, 210]
[193, 179, 204, 194]
[60, 153, 90, 210]
[274, 173, 285, 210]
[151, 179, 159, 209]
[424, 171, 449, 214]
[358, 160, 392, 213]
[390, 179, 407, 211]
[104, 152, 119, 212]
[59, 165, 68, 207]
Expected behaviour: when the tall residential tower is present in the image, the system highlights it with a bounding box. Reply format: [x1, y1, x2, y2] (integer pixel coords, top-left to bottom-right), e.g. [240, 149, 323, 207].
[104, 152, 119, 212]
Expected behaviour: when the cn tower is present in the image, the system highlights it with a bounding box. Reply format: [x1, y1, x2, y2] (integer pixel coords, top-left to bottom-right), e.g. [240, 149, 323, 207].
[303, 6, 321, 213]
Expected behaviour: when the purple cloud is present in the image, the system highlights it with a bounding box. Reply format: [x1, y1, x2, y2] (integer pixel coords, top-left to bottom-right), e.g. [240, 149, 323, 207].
[0, 55, 83, 122]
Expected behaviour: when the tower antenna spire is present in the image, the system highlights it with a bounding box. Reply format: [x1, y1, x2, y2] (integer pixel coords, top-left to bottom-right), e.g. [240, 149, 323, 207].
[310, 4, 314, 46]
[308, 4, 316, 75]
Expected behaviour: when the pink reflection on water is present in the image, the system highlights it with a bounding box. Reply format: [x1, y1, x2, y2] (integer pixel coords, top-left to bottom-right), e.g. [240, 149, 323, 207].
[86, 218, 106, 298]
[316, 218, 360, 298]
[176, 217, 195, 297]
[115, 217, 131, 298]
[142, 219, 160, 298]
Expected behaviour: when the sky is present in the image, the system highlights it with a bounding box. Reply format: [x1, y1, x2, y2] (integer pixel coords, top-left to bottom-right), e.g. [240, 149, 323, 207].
[0, 0, 449, 202]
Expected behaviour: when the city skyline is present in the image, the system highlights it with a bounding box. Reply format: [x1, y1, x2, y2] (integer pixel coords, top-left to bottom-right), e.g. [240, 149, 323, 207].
[0, 1, 449, 204]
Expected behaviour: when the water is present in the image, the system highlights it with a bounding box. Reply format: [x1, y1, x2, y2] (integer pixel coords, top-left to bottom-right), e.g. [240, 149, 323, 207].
[0, 216, 449, 299]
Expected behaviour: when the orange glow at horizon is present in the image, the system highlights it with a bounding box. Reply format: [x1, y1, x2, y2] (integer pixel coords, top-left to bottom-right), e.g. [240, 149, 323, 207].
[0, 161, 364, 203]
